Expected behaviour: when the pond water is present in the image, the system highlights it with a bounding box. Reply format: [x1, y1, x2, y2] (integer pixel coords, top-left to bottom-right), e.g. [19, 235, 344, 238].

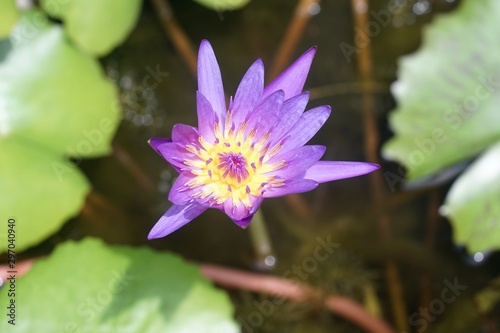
[40, 0, 500, 331]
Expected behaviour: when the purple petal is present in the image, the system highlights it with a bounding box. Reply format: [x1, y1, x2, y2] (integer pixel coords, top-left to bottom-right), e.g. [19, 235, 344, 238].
[231, 59, 264, 127]
[198, 40, 226, 122]
[152, 142, 191, 170]
[168, 172, 198, 205]
[280, 105, 331, 152]
[148, 203, 207, 239]
[263, 179, 318, 198]
[149, 137, 172, 152]
[232, 215, 253, 228]
[265, 145, 325, 178]
[270, 92, 309, 144]
[197, 91, 216, 143]
[244, 90, 284, 140]
[223, 199, 249, 222]
[303, 161, 380, 183]
[263, 46, 316, 100]
[172, 124, 199, 145]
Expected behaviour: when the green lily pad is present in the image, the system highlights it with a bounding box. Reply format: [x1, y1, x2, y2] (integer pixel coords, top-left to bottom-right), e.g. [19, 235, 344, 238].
[382, 0, 500, 181]
[39, 0, 73, 19]
[0, 0, 18, 38]
[0, 139, 90, 252]
[442, 141, 500, 252]
[0, 238, 239, 332]
[41, 0, 142, 56]
[0, 22, 120, 158]
[193, 0, 251, 11]
[0, 11, 121, 253]
[9, 8, 51, 45]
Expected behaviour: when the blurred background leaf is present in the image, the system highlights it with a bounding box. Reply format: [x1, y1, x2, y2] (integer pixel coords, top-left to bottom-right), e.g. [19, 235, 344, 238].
[1, 22, 119, 156]
[0, 10, 121, 253]
[0, 140, 90, 252]
[41, 0, 142, 56]
[0, 238, 239, 333]
[382, 0, 500, 253]
[0, 0, 19, 38]
[443, 142, 500, 252]
[383, 0, 500, 181]
[192, 0, 251, 11]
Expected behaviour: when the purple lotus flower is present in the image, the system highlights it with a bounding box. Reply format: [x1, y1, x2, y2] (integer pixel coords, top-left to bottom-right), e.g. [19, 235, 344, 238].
[148, 40, 379, 239]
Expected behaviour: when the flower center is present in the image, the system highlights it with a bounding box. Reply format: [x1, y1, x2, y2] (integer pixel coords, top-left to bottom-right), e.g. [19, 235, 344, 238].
[182, 111, 287, 207]
[217, 152, 249, 184]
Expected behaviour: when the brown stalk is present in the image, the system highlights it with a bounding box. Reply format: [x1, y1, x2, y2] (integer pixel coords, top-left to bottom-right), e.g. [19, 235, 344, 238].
[149, 0, 198, 76]
[200, 263, 395, 333]
[350, 0, 408, 331]
[269, 0, 321, 79]
[419, 189, 440, 332]
[113, 143, 156, 193]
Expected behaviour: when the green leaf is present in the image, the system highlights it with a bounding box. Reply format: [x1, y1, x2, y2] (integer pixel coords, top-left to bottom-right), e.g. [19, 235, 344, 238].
[0, 11, 121, 252]
[0, 0, 19, 38]
[0, 139, 90, 253]
[41, 0, 142, 56]
[0, 238, 239, 332]
[0, 23, 120, 158]
[40, 0, 73, 19]
[9, 8, 51, 46]
[382, 0, 500, 181]
[193, 0, 251, 11]
[442, 141, 500, 252]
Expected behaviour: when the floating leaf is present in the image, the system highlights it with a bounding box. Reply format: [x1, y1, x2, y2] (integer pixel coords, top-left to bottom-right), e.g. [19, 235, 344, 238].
[1, 24, 120, 157]
[382, 0, 500, 181]
[193, 0, 251, 11]
[8, 8, 51, 47]
[0, 11, 121, 253]
[41, 0, 142, 56]
[0, 0, 18, 38]
[442, 141, 500, 252]
[0, 238, 239, 333]
[0, 140, 90, 252]
[39, 0, 73, 19]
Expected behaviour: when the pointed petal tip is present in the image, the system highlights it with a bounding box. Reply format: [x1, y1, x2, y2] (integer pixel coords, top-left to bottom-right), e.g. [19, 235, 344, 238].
[232, 215, 253, 228]
[303, 161, 380, 184]
[199, 39, 212, 49]
[263, 46, 317, 99]
[147, 231, 161, 240]
[305, 45, 317, 56]
[149, 137, 171, 151]
[368, 162, 381, 171]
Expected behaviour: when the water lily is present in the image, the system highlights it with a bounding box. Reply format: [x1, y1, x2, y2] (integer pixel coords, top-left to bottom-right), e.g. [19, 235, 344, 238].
[148, 40, 379, 239]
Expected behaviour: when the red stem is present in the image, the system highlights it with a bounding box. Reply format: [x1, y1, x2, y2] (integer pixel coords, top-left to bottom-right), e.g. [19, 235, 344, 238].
[200, 263, 395, 333]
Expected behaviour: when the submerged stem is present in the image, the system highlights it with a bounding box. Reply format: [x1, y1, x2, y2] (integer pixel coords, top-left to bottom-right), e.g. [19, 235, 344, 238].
[248, 209, 276, 271]
[200, 263, 395, 333]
